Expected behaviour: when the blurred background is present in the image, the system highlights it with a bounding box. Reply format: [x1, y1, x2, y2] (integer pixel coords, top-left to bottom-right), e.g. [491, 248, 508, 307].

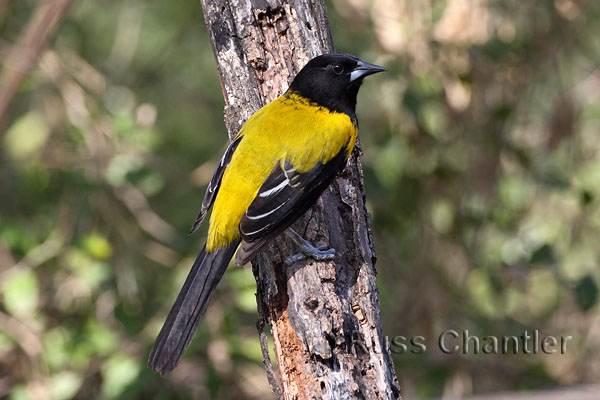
[1, 0, 600, 399]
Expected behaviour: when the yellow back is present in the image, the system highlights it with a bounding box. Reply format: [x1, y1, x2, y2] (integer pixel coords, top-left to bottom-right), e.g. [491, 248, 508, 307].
[206, 92, 358, 251]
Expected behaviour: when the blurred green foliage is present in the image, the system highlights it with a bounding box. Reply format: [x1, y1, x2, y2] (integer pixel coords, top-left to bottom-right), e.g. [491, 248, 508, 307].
[1, 0, 600, 399]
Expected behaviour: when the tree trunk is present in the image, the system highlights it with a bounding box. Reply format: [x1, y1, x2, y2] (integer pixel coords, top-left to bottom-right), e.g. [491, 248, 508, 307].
[198, 0, 401, 398]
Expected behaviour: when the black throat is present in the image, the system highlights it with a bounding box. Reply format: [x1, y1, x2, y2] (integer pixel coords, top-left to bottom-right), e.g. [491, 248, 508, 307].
[288, 77, 361, 123]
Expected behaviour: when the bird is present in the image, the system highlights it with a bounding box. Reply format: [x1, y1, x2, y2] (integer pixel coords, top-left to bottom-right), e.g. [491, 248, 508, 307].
[148, 53, 385, 376]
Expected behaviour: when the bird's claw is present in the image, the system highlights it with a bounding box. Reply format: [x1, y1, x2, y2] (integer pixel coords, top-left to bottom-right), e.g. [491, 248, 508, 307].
[285, 245, 336, 265]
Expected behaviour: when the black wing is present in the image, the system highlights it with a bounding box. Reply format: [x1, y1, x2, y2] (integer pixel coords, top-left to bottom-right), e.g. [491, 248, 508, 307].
[235, 146, 348, 265]
[189, 137, 242, 234]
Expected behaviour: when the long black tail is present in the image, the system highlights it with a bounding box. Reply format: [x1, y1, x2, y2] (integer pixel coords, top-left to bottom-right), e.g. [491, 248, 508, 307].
[148, 241, 240, 376]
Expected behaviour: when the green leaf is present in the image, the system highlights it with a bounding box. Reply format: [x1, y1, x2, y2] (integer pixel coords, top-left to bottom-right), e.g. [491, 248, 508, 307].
[2, 269, 39, 318]
[101, 355, 141, 399]
[66, 248, 111, 290]
[104, 154, 144, 186]
[49, 371, 83, 400]
[85, 319, 117, 356]
[9, 384, 29, 400]
[418, 101, 447, 140]
[430, 199, 454, 234]
[43, 328, 70, 369]
[4, 111, 49, 160]
[498, 176, 533, 210]
[466, 269, 498, 318]
[82, 234, 113, 260]
[577, 159, 600, 195]
[527, 270, 560, 316]
[372, 136, 406, 187]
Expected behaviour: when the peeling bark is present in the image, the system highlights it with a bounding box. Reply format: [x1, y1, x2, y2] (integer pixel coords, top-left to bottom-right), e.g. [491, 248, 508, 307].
[199, 0, 401, 398]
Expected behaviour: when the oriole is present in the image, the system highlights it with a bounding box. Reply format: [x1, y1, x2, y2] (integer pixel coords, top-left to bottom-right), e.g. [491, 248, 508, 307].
[148, 53, 385, 376]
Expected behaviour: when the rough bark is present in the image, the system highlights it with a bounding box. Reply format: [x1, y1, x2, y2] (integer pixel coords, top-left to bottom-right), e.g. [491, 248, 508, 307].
[198, 0, 401, 398]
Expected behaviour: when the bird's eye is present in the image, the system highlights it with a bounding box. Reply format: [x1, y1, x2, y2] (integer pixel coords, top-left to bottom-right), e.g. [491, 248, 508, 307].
[332, 64, 344, 75]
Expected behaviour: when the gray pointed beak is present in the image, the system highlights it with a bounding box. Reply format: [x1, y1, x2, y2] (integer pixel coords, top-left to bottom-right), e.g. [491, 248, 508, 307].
[350, 60, 387, 82]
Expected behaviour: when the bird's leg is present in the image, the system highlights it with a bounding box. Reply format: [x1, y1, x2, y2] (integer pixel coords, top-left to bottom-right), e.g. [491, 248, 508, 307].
[284, 228, 335, 265]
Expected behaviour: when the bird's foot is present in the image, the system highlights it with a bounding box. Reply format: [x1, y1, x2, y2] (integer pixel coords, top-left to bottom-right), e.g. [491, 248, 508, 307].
[284, 229, 336, 265]
[285, 244, 336, 265]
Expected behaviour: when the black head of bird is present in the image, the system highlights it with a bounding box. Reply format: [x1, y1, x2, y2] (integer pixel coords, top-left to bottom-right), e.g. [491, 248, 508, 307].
[288, 53, 386, 119]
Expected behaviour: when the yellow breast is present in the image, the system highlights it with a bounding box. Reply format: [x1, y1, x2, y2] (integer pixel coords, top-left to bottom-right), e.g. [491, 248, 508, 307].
[206, 92, 358, 251]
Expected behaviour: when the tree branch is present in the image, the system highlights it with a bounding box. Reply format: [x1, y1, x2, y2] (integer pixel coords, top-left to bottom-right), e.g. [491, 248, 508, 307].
[0, 0, 75, 130]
